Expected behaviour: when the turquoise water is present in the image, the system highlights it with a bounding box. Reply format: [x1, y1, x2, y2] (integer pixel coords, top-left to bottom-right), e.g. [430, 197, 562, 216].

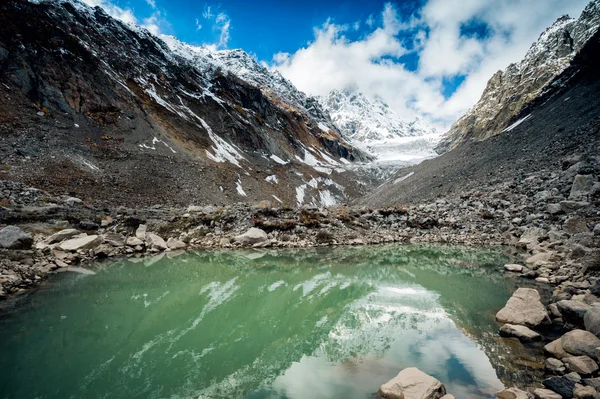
[0, 245, 528, 399]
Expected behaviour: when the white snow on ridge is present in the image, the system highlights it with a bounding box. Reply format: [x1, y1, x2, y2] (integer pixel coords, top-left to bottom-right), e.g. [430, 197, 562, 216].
[199, 119, 245, 167]
[270, 154, 289, 165]
[502, 114, 532, 133]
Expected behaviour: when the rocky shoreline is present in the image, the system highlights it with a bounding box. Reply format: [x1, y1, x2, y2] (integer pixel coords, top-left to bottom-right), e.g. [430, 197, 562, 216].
[0, 155, 598, 398]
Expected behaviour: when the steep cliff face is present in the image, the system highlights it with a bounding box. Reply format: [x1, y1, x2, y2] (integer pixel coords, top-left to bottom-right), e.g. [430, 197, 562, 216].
[0, 0, 369, 207]
[437, 0, 600, 152]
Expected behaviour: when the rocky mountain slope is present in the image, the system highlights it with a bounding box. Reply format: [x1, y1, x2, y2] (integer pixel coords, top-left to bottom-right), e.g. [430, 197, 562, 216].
[437, 0, 600, 152]
[318, 89, 438, 164]
[0, 0, 369, 208]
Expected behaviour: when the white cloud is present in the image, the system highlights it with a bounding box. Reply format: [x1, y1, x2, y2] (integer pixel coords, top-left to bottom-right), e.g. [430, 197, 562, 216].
[195, 18, 202, 31]
[142, 14, 161, 35]
[201, 5, 231, 49]
[145, 0, 156, 9]
[202, 5, 213, 20]
[271, 0, 589, 130]
[80, 0, 138, 25]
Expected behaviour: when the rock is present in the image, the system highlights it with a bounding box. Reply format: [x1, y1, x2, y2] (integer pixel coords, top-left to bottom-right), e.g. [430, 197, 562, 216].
[234, 228, 268, 245]
[561, 330, 600, 359]
[219, 237, 232, 246]
[504, 264, 525, 272]
[496, 387, 529, 399]
[103, 232, 125, 247]
[146, 233, 167, 250]
[533, 388, 562, 399]
[526, 252, 553, 265]
[378, 367, 446, 399]
[496, 288, 549, 327]
[46, 228, 79, 244]
[440, 396, 455, 399]
[100, 216, 113, 227]
[499, 324, 541, 341]
[549, 303, 563, 318]
[558, 300, 592, 326]
[58, 235, 103, 251]
[545, 339, 570, 359]
[126, 237, 144, 246]
[594, 224, 600, 236]
[63, 197, 83, 206]
[78, 220, 99, 231]
[584, 308, 600, 338]
[135, 224, 147, 240]
[547, 203, 564, 215]
[564, 216, 589, 235]
[187, 205, 217, 214]
[570, 175, 598, 200]
[560, 201, 590, 213]
[543, 375, 577, 398]
[563, 356, 599, 375]
[583, 377, 600, 391]
[167, 238, 186, 250]
[573, 384, 599, 399]
[0, 226, 33, 249]
[545, 358, 566, 374]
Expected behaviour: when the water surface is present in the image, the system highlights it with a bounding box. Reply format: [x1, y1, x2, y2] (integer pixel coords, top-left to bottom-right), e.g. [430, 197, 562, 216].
[0, 245, 534, 399]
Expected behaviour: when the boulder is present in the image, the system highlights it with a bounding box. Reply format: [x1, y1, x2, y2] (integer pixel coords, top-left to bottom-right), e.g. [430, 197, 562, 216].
[545, 358, 566, 374]
[58, 235, 103, 251]
[558, 300, 592, 326]
[146, 233, 167, 250]
[573, 384, 599, 399]
[135, 224, 147, 240]
[496, 387, 529, 399]
[103, 232, 125, 247]
[526, 252, 554, 265]
[563, 356, 599, 375]
[547, 203, 564, 215]
[561, 330, 600, 359]
[0, 226, 33, 249]
[583, 377, 600, 391]
[499, 324, 541, 341]
[543, 375, 578, 398]
[440, 396, 455, 399]
[234, 228, 268, 245]
[584, 308, 600, 338]
[533, 388, 562, 399]
[496, 288, 549, 328]
[570, 175, 597, 200]
[167, 238, 186, 250]
[564, 216, 589, 235]
[378, 367, 446, 399]
[545, 339, 570, 359]
[126, 237, 144, 247]
[504, 264, 524, 272]
[594, 224, 600, 236]
[46, 228, 79, 244]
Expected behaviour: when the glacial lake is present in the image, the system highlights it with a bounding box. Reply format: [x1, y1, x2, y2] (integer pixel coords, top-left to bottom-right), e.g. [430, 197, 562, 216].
[0, 245, 541, 399]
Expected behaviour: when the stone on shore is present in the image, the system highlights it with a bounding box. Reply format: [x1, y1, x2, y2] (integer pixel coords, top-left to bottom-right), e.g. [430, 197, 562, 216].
[46, 228, 79, 244]
[378, 367, 446, 399]
[543, 374, 580, 398]
[584, 308, 600, 338]
[167, 238, 186, 250]
[563, 356, 599, 375]
[561, 330, 600, 359]
[496, 387, 529, 399]
[504, 264, 524, 272]
[545, 339, 570, 359]
[533, 388, 563, 399]
[545, 358, 566, 374]
[496, 288, 548, 328]
[146, 233, 167, 250]
[135, 224, 147, 240]
[573, 384, 599, 399]
[0, 226, 33, 249]
[499, 324, 541, 341]
[126, 237, 144, 247]
[234, 228, 268, 245]
[558, 300, 592, 326]
[58, 235, 103, 251]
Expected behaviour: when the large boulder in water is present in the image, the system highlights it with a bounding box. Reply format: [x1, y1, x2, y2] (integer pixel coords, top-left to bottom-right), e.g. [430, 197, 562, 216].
[496, 288, 549, 328]
[378, 367, 446, 399]
[0, 226, 33, 249]
[234, 228, 268, 245]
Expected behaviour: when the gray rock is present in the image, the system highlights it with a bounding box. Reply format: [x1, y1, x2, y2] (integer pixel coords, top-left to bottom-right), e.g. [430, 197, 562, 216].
[594, 224, 600, 236]
[234, 228, 268, 245]
[46, 228, 80, 244]
[573, 384, 599, 399]
[543, 375, 577, 398]
[545, 338, 570, 359]
[103, 232, 125, 247]
[496, 387, 529, 399]
[499, 324, 541, 341]
[496, 288, 549, 328]
[440, 396, 455, 399]
[146, 233, 167, 250]
[545, 358, 566, 374]
[126, 237, 144, 246]
[187, 205, 217, 214]
[378, 367, 446, 399]
[547, 203, 564, 215]
[167, 238, 186, 250]
[558, 300, 592, 326]
[563, 356, 599, 375]
[584, 308, 600, 338]
[0, 226, 33, 249]
[561, 330, 600, 359]
[504, 264, 524, 272]
[63, 197, 83, 206]
[560, 201, 590, 212]
[135, 224, 147, 240]
[582, 377, 600, 391]
[564, 216, 589, 234]
[570, 175, 598, 200]
[58, 235, 103, 251]
[533, 388, 562, 399]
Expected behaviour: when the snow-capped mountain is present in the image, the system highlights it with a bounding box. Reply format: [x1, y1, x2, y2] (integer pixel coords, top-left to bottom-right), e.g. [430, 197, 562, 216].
[438, 0, 600, 152]
[318, 90, 439, 168]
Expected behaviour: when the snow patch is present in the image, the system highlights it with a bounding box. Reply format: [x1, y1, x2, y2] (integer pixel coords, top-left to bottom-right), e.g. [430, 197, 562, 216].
[502, 114, 533, 133]
[265, 175, 279, 184]
[270, 154, 288, 165]
[200, 119, 245, 167]
[394, 172, 415, 184]
[236, 179, 247, 196]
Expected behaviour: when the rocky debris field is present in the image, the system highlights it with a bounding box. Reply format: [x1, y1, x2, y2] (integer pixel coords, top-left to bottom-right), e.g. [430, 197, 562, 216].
[0, 150, 598, 398]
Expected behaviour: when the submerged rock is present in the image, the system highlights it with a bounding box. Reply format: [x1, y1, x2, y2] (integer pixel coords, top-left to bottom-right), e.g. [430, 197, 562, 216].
[0, 226, 33, 250]
[496, 288, 549, 327]
[499, 324, 541, 341]
[378, 367, 446, 399]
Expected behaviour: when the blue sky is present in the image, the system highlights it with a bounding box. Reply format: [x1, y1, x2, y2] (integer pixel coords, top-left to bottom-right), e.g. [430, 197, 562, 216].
[82, 0, 589, 129]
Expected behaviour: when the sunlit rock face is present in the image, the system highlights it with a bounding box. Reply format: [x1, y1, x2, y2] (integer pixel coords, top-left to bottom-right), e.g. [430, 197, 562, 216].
[438, 0, 600, 153]
[0, 245, 541, 399]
